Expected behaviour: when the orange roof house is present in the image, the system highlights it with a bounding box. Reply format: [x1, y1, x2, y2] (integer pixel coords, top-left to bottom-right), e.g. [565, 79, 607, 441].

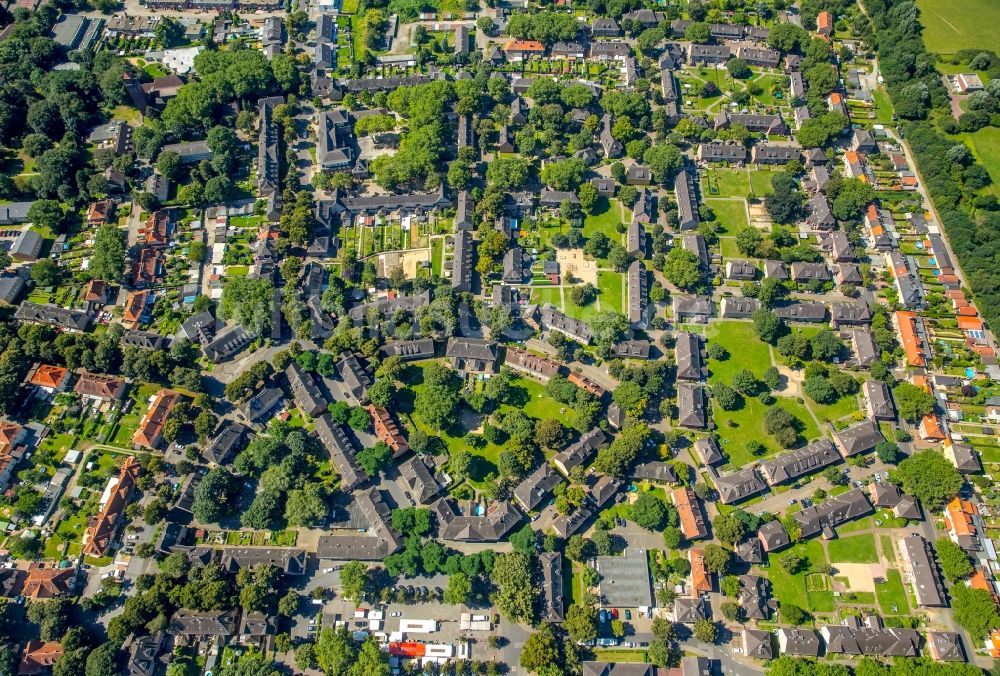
[957, 305, 977, 316]
[957, 316, 984, 331]
[83, 457, 141, 557]
[567, 371, 606, 398]
[672, 487, 708, 540]
[122, 290, 150, 329]
[0, 422, 24, 455]
[18, 640, 63, 675]
[132, 389, 180, 449]
[689, 548, 711, 595]
[73, 372, 128, 402]
[990, 631, 1000, 658]
[142, 211, 170, 247]
[82, 279, 108, 305]
[504, 39, 545, 55]
[86, 199, 114, 227]
[970, 569, 995, 595]
[367, 404, 408, 458]
[21, 567, 75, 599]
[27, 365, 70, 393]
[894, 310, 926, 367]
[817, 10, 833, 36]
[944, 498, 978, 548]
[919, 413, 946, 441]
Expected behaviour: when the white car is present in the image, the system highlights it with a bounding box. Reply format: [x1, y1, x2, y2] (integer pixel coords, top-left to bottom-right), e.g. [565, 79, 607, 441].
[323, 568, 334, 574]
[390, 611, 402, 617]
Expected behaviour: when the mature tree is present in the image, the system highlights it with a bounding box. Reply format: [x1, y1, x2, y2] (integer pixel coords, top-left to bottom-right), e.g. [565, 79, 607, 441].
[892, 382, 936, 422]
[752, 309, 784, 344]
[630, 493, 667, 530]
[220, 277, 274, 336]
[712, 512, 746, 546]
[316, 626, 355, 675]
[663, 247, 702, 291]
[779, 552, 807, 574]
[285, 484, 327, 526]
[492, 552, 536, 623]
[564, 604, 598, 643]
[444, 572, 472, 605]
[339, 561, 368, 603]
[192, 468, 238, 524]
[936, 538, 974, 583]
[780, 604, 809, 625]
[693, 618, 718, 643]
[520, 624, 560, 674]
[712, 383, 742, 411]
[702, 544, 731, 574]
[415, 363, 460, 431]
[27, 200, 64, 232]
[952, 585, 1000, 641]
[90, 224, 126, 282]
[896, 450, 963, 510]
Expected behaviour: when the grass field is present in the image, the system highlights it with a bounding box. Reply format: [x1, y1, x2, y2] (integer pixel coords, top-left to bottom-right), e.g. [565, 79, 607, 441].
[705, 321, 772, 382]
[712, 396, 820, 467]
[809, 393, 860, 424]
[748, 170, 776, 196]
[827, 533, 878, 563]
[704, 199, 749, 234]
[704, 168, 751, 197]
[875, 568, 910, 615]
[768, 539, 830, 613]
[597, 271, 623, 314]
[719, 237, 741, 259]
[531, 286, 562, 308]
[956, 127, 1000, 196]
[915, 0, 1000, 54]
[880, 535, 897, 563]
[583, 198, 624, 243]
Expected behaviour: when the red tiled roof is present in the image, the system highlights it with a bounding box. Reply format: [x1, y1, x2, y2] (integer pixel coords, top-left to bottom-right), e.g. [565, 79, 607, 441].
[83, 457, 141, 557]
[29, 365, 68, 390]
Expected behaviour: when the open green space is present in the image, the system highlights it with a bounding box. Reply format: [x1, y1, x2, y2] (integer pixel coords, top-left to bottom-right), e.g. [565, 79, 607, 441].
[914, 0, 1000, 55]
[809, 393, 860, 424]
[704, 168, 751, 197]
[875, 568, 910, 615]
[705, 321, 773, 382]
[596, 271, 623, 314]
[880, 535, 896, 563]
[712, 396, 820, 468]
[872, 88, 894, 124]
[827, 533, 878, 564]
[583, 198, 624, 243]
[767, 539, 830, 613]
[591, 650, 648, 663]
[531, 286, 562, 308]
[748, 170, 776, 196]
[955, 127, 1000, 196]
[704, 199, 749, 234]
[837, 516, 873, 535]
[719, 237, 741, 259]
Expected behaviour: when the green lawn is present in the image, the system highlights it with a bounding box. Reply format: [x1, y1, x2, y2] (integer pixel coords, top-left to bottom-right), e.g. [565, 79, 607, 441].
[914, 0, 1000, 54]
[704, 199, 749, 234]
[597, 271, 623, 314]
[827, 533, 878, 563]
[705, 322, 820, 464]
[872, 88, 894, 124]
[583, 198, 624, 243]
[531, 286, 563, 308]
[875, 568, 910, 615]
[706, 321, 773, 382]
[719, 237, 741, 259]
[767, 539, 830, 613]
[591, 650, 648, 663]
[837, 516, 873, 534]
[712, 396, 820, 468]
[748, 170, 776, 196]
[809, 393, 860, 424]
[955, 127, 1000, 196]
[564, 289, 602, 323]
[880, 535, 896, 563]
[705, 168, 751, 197]
[430, 238, 443, 277]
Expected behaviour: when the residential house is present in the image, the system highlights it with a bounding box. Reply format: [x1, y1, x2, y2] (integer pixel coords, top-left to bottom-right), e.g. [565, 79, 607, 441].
[133, 389, 180, 449]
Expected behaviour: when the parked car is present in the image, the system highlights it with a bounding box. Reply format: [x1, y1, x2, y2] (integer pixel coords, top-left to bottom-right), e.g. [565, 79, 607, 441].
[390, 611, 402, 617]
[625, 610, 631, 620]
